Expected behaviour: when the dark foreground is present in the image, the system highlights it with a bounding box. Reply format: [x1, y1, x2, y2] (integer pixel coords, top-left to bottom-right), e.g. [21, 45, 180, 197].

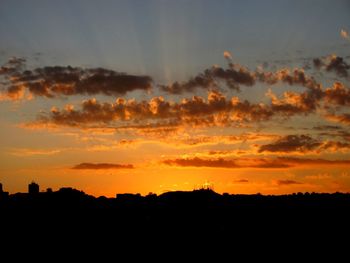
[1, 188, 350, 254]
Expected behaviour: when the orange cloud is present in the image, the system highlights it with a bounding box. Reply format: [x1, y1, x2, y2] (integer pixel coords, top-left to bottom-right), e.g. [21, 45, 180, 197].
[266, 88, 322, 116]
[162, 156, 350, 169]
[223, 51, 233, 60]
[324, 82, 350, 106]
[266, 80, 350, 116]
[30, 91, 273, 129]
[341, 29, 350, 40]
[72, 163, 134, 170]
[325, 113, 350, 125]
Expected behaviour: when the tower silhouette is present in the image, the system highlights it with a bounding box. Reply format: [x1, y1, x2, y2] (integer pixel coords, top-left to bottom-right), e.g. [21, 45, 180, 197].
[28, 181, 39, 195]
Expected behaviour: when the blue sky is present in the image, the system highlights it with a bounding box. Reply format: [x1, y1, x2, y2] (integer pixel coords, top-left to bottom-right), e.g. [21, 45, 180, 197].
[1, 0, 349, 82]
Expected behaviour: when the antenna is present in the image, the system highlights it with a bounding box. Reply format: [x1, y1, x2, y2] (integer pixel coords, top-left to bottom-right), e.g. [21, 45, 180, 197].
[202, 181, 214, 191]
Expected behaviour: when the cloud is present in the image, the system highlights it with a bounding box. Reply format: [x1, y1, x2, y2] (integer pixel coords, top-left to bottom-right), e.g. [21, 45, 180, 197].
[325, 113, 350, 125]
[162, 157, 239, 168]
[223, 51, 232, 60]
[275, 180, 302, 186]
[251, 159, 291, 168]
[0, 59, 153, 100]
[258, 135, 321, 153]
[22, 78, 350, 134]
[266, 88, 323, 116]
[72, 162, 134, 170]
[256, 68, 320, 90]
[312, 125, 342, 131]
[258, 134, 350, 154]
[234, 179, 249, 183]
[313, 55, 350, 78]
[162, 156, 350, 169]
[160, 63, 256, 93]
[31, 91, 273, 129]
[9, 148, 62, 156]
[277, 157, 350, 166]
[266, 79, 350, 115]
[162, 157, 291, 169]
[177, 133, 276, 147]
[324, 82, 350, 106]
[160, 62, 320, 94]
[341, 29, 350, 40]
[0, 57, 26, 75]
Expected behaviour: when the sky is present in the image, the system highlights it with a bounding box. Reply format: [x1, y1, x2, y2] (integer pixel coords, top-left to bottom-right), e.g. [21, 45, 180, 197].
[1, 0, 350, 197]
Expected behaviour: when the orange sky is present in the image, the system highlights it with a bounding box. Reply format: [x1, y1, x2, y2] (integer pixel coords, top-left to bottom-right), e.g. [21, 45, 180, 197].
[1, 1, 350, 197]
[1, 52, 350, 196]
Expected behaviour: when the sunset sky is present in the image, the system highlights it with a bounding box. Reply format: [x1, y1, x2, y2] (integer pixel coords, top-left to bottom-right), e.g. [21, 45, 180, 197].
[1, 0, 350, 197]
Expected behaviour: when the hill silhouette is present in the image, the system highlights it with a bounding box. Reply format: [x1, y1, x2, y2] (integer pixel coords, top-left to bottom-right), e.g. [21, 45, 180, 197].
[1, 183, 350, 253]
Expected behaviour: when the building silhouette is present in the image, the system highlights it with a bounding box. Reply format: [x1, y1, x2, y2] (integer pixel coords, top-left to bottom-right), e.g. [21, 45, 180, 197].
[0, 183, 9, 199]
[28, 181, 39, 195]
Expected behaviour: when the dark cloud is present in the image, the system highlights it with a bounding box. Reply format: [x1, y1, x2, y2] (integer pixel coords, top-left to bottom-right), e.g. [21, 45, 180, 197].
[160, 64, 255, 94]
[256, 68, 320, 90]
[276, 180, 302, 186]
[0, 58, 153, 99]
[258, 135, 321, 153]
[313, 58, 323, 69]
[234, 179, 249, 183]
[313, 55, 350, 78]
[312, 125, 342, 131]
[72, 162, 134, 170]
[161, 62, 321, 94]
[326, 56, 350, 78]
[258, 134, 350, 154]
[0, 57, 26, 75]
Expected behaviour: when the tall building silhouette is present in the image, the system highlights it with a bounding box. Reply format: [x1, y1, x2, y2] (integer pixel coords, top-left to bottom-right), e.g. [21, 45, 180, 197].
[28, 181, 39, 195]
[0, 182, 9, 199]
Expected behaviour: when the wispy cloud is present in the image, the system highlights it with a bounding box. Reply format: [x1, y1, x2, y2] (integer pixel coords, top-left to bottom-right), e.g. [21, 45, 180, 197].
[162, 156, 350, 169]
[72, 162, 134, 170]
[274, 180, 302, 186]
[9, 148, 62, 156]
